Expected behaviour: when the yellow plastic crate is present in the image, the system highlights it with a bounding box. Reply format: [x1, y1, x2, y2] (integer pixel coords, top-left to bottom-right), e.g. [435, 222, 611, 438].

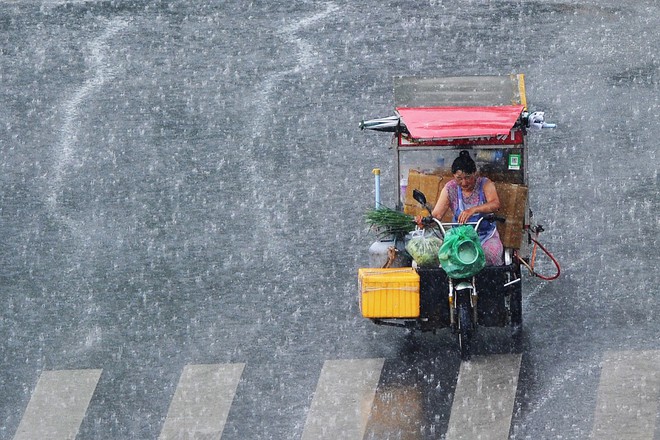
[358, 268, 420, 318]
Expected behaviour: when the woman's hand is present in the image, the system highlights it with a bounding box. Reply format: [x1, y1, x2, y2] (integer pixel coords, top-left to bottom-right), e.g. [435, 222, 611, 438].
[457, 208, 476, 224]
[414, 215, 435, 227]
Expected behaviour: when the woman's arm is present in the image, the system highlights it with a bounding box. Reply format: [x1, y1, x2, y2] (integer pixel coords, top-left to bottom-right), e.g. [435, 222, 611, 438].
[480, 179, 501, 212]
[456, 179, 501, 223]
[432, 185, 451, 219]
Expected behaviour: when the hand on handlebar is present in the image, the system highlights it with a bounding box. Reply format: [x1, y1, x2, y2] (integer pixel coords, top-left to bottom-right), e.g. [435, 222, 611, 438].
[457, 208, 476, 224]
[414, 215, 434, 227]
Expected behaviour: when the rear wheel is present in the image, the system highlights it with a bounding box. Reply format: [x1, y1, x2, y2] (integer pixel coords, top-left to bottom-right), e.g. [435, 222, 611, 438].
[457, 303, 472, 361]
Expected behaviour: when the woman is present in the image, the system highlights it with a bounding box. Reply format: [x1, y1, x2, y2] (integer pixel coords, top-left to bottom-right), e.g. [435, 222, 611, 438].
[432, 150, 504, 266]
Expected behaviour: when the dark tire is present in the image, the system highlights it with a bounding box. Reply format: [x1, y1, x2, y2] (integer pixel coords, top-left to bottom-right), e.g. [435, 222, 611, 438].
[457, 303, 472, 361]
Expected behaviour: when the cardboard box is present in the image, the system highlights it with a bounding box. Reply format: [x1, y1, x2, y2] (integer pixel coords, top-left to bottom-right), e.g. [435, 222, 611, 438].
[493, 182, 528, 249]
[403, 170, 453, 219]
[358, 268, 420, 318]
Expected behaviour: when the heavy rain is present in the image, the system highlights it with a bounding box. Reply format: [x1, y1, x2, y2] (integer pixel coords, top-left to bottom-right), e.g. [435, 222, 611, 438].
[0, 0, 658, 439]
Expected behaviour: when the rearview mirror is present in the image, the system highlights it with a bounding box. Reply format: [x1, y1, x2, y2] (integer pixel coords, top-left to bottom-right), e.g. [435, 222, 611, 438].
[412, 189, 433, 215]
[412, 189, 427, 206]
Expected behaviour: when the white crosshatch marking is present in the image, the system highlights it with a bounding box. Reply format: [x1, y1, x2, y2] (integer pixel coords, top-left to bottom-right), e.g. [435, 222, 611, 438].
[13, 369, 102, 440]
[159, 363, 245, 440]
[301, 358, 385, 440]
[446, 354, 522, 440]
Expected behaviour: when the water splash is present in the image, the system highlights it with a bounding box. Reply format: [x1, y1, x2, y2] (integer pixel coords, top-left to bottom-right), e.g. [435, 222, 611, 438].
[47, 18, 130, 227]
[251, 2, 340, 136]
[246, 3, 340, 257]
[279, 2, 340, 72]
[512, 354, 600, 439]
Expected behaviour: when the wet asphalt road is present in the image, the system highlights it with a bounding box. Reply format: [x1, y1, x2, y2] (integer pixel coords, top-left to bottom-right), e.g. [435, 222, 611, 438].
[1, 0, 658, 439]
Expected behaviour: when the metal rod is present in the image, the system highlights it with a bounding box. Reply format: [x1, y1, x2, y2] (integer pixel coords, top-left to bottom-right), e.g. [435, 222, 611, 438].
[372, 168, 381, 208]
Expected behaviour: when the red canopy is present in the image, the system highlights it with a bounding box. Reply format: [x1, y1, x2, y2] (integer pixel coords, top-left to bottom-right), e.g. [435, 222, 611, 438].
[396, 105, 525, 140]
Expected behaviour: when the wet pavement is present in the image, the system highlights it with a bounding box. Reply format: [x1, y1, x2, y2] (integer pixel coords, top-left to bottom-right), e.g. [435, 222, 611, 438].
[1, 0, 658, 439]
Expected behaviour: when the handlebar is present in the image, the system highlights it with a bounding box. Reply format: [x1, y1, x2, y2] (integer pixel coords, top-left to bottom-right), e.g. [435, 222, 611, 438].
[417, 214, 505, 237]
[484, 214, 506, 223]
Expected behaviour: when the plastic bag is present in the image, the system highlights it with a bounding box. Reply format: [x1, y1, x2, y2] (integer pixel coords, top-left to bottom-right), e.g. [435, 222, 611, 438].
[437, 225, 486, 278]
[405, 229, 443, 267]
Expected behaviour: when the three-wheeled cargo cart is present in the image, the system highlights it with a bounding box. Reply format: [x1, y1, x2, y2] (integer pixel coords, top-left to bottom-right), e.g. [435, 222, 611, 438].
[358, 75, 559, 360]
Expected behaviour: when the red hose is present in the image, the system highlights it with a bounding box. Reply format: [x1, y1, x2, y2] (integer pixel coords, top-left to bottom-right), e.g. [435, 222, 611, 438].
[518, 236, 561, 281]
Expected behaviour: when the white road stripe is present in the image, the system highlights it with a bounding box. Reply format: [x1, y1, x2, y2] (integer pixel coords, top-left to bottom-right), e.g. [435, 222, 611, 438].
[159, 363, 245, 440]
[446, 354, 522, 440]
[590, 350, 659, 440]
[13, 369, 102, 440]
[301, 358, 385, 440]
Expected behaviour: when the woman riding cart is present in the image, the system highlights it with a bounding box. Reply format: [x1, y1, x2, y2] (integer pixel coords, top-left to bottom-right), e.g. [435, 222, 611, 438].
[358, 74, 559, 360]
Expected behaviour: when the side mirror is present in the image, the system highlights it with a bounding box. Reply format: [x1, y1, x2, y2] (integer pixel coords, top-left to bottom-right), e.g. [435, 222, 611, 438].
[412, 189, 433, 215]
[412, 189, 426, 206]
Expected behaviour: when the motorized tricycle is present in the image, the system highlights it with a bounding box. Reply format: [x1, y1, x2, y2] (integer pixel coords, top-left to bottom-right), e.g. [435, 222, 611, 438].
[357, 75, 559, 360]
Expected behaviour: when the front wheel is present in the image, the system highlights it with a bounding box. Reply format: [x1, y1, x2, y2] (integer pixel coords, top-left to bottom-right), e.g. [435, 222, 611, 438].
[457, 303, 472, 361]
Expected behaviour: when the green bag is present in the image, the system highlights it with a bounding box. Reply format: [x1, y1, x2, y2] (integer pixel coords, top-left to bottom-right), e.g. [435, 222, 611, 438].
[437, 225, 486, 278]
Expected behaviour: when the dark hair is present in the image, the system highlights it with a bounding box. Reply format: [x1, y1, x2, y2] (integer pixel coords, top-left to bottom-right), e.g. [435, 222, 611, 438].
[451, 150, 477, 174]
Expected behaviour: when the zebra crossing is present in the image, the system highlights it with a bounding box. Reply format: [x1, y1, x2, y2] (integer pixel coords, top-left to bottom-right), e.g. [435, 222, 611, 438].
[10, 351, 659, 440]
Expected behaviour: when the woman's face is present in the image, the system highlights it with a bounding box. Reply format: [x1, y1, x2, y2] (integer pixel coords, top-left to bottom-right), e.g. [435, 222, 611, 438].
[453, 170, 476, 190]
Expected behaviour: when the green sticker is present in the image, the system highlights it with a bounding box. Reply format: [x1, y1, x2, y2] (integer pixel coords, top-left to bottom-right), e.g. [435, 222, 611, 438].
[508, 153, 521, 170]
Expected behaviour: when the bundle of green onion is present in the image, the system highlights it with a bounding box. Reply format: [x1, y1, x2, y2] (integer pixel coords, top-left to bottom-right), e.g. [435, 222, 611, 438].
[365, 207, 416, 238]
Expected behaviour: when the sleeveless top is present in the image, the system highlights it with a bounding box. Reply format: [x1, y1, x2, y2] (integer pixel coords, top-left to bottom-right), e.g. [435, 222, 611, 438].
[446, 177, 497, 243]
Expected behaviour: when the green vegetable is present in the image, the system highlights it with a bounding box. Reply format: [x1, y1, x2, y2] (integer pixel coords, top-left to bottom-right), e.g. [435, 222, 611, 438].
[365, 207, 415, 238]
[406, 234, 442, 267]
